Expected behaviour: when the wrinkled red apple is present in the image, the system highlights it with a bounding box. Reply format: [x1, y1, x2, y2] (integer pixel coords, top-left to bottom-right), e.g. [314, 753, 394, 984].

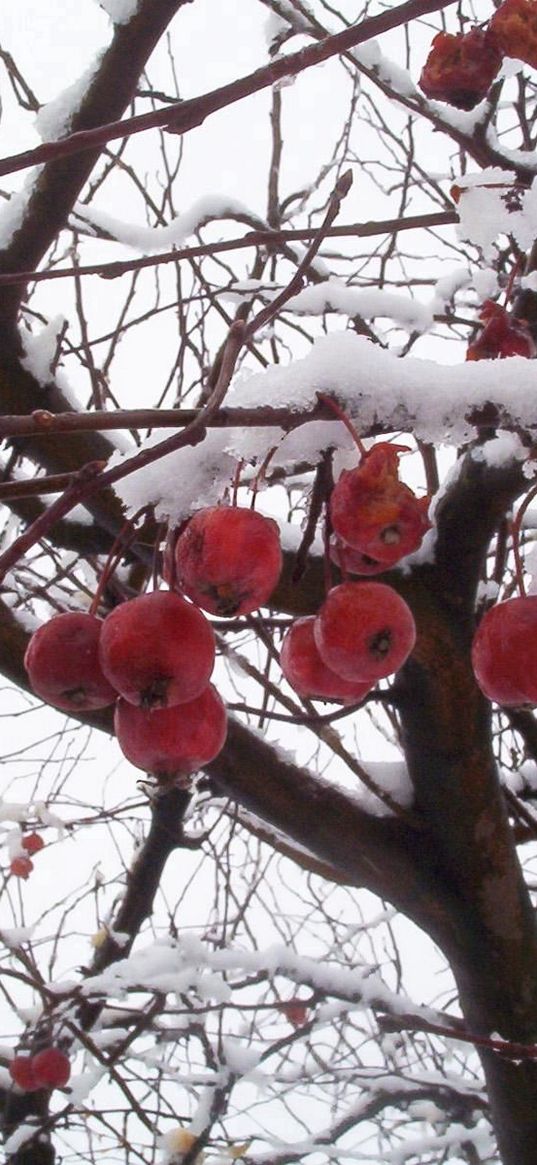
[419, 27, 502, 109]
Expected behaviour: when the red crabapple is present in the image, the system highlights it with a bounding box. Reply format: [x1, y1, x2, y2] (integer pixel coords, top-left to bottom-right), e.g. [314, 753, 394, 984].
[32, 1048, 71, 1090]
[419, 27, 502, 109]
[280, 617, 373, 704]
[330, 537, 386, 576]
[466, 301, 535, 361]
[114, 683, 227, 777]
[174, 506, 282, 617]
[330, 445, 430, 566]
[99, 591, 215, 709]
[314, 582, 416, 683]
[24, 612, 116, 712]
[9, 1056, 40, 1092]
[21, 832, 45, 856]
[10, 856, 34, 879]
[471, 596, 537, 706]
[490, 0, 537, 70]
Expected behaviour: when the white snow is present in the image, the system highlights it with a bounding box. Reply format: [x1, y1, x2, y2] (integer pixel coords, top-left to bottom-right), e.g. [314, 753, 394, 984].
[21, 316, 66, 384]
[99, 0, 141, 23]
[35, 57, 103, 141]
[74, 195, 265, 253]
[283, 279, 434, 334]
[112, 331, 537, 520]
[457, 170, 537, 257]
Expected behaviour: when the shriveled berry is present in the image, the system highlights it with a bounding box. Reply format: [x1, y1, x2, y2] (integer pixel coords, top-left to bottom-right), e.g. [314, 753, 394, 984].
[330, 445, 429, 565]
[419, 27, 502, 109]
[466, 300, 535, 361]
[280, 617, 373, 704]
[99, 591, 215, 709]
[490, 0, 537, 69]
[175, 506, 282, 617]
[24, 612, 116, 712]
[314, 582, 416, 683]
[115, 683, 227, 777]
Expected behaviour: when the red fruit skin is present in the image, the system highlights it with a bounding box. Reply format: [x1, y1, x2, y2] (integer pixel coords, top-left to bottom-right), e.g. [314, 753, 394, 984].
[24, 612, 116, 712]
[99, 591, 215, 709]
[32, 1048, 71, 1090]
[490, 0, 537, 69]
[175, 506, 282, 617]
[330, 537, 386, 576]
[314, 582, 416, 683]
[280, 617, 373, 704]
[330, 446, 430, 565]
[21, 832, 45, 856]
[471, 597, 537, 706]
[9, 1056, 40, 1092]
[419, 27, 502, 109]
[466, 301, 535, 361]
[10, 856, 34, 879]
[115, 683, 227, 777]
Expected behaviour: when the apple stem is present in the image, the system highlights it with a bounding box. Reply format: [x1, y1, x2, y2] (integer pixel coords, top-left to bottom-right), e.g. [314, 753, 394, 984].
[510, 481, 537, 599]
[90, 506, 149, 615]
[317, 393, 367, 458]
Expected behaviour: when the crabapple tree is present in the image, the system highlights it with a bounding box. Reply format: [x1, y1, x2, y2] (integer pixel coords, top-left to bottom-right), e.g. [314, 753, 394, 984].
[3, 2, 537, 1164]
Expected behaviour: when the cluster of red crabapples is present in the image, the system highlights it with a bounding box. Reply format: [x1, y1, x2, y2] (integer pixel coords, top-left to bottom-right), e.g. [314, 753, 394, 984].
[419, 0, 537, 111]
[24, 505, 283, 783]
[9, 829, 45, 880]
[280, 441, 429, 704]
[9, 1046, 71, 1093]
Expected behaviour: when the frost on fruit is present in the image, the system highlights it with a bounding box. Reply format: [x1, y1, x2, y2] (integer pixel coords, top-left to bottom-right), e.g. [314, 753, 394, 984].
[419, 28, 502, 110]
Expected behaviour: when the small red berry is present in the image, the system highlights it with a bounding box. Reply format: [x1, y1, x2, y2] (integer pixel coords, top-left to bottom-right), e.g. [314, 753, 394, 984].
[314, 582, 416, 683]
[280, 617, 373, 704]
[471, 596, 537, 706]
[174, 506, 282, 617]
[10, 856, 34, 879]
[32, 1048, 71, 1090]
[24, 612, 116, 712]
[99, 591, 215, 709]
[419, 27, 502, 110]
[115, 683, 227, 777]
[21, 832, 45, 856]
[9, 1055, 40, 1092]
